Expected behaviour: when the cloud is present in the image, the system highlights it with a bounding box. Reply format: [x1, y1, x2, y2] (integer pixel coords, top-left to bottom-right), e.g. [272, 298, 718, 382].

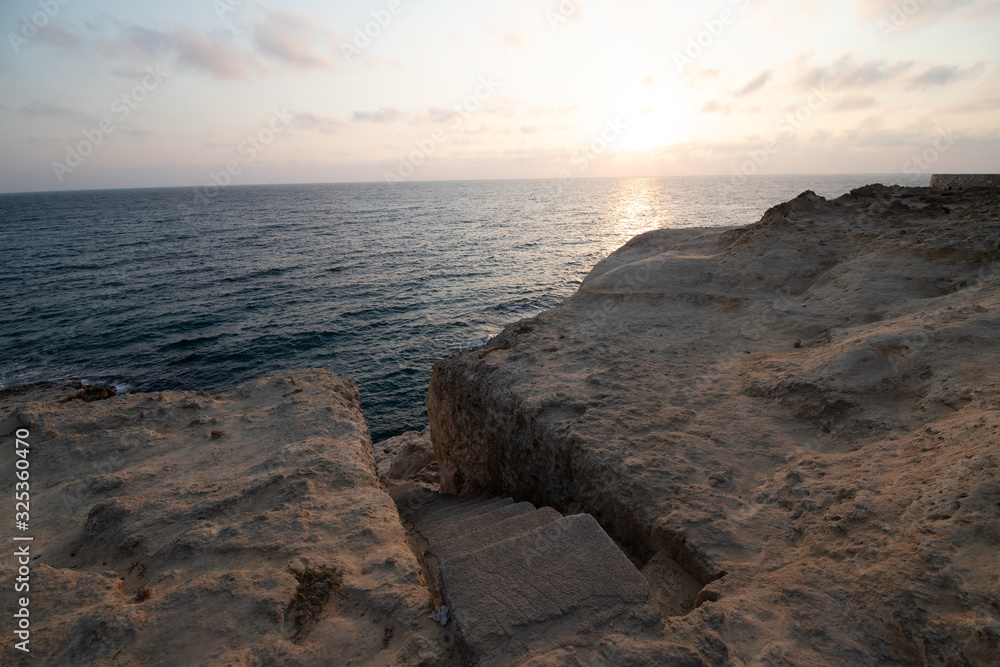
[483, 102, 517, 118]
[292, 112, 345, 134]
[169, 25, 264, 80]
[680, 67, 723, 90]
[525, 104, 582, 117]
[943, 95, 1000, 112]
[34, 3, 333, 80]
[801, 54, 984, 94]
[735, 71, 773, 97]
[909, 63, 984, 88]
[831, 95, 877, 111]
[97, 23, 173, 62]
[414, 108, 457, 124]
[251, 2, 333, 70]
[33, 24, 89, 54]
[853, 0, 1000, 28]
[701, 99, 732, 115]
[802, 55, 914, 90]
[93, 22, 261, 80]
[353, 108, 404, 123]
[17, 100, 95, 123]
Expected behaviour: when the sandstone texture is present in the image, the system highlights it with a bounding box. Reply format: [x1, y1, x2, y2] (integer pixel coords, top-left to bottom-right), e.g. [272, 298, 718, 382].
[0, 371, 457, 666]
[428, 185, 1000, 665]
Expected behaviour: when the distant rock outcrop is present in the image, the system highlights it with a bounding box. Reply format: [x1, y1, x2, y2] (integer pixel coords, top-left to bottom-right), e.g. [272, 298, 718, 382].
[428, 185, 1000, 665]
[930, 173, 1000, 191]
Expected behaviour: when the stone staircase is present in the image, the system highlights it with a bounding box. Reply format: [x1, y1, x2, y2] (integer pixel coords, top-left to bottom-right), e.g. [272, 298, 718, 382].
[390, 485, 661, 664]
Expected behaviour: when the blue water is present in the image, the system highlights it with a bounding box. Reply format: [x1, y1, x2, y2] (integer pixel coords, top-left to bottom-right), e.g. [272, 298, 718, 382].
[0, 175, 924, 440]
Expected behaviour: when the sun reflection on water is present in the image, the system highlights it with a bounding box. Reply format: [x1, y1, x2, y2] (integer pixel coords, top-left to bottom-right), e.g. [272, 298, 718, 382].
[606, 178, 670, 250]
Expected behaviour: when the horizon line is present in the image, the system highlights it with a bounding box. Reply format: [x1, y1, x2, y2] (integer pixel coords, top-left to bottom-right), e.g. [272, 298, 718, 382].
[0, 172, 937, 197]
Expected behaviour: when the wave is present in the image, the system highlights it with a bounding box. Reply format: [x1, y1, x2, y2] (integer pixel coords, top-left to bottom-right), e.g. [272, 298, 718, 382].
[220, 266, 298, 284]
[158, 333, 230, 352]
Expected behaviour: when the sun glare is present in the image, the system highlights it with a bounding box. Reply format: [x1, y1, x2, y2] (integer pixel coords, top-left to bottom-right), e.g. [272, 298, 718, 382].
[613, 84, 689, 151]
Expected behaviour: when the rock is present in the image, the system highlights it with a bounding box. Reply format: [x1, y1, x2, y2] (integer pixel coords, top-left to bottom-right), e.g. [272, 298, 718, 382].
[392, 486, 660, 664]
[59, 383, 117, 403]
[439, 514, 658, 664]
[427, 185, 1000, 665]
[424, 505, 562, 576]
[930, 173, 1000, 191]
[0, 370, 458, 666]
[430, 605, 450, 626]
[376, 427, 439, 486]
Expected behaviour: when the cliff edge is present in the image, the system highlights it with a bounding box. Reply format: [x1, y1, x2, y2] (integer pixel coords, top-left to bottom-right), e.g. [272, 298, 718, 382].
[0, 370, 455, 665]
[427, 185, 1000, 665]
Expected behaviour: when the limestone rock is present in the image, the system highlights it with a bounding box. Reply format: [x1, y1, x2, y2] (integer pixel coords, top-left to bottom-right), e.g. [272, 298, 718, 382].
[376, 427, 439, 486]
[427, 185, 1000, 665]
[392, 486, 661, 665]
[0, 370, 458, 666]
[439, 514, 659, 664]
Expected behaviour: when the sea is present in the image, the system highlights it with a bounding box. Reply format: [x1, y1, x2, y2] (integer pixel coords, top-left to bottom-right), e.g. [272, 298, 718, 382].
[0, 175, 927, 440]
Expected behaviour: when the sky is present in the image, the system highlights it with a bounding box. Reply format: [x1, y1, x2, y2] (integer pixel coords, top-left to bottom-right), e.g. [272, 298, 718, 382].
[0, 0, 998, 193]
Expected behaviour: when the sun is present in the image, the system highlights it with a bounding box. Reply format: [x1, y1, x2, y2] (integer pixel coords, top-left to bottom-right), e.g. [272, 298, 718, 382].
[612, 83, 689, 151]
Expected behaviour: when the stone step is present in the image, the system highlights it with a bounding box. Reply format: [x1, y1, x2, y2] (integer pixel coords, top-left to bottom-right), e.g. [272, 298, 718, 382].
[409, 496, 508, 527]
[389, 486, 515, 539]
[389, 484, 516, 530]
[390, 488, 660, 664]
[420, 501, 535, 544]
[437, 513, 658, 664]
[413, 498, 514, 526]
[424, 506, 562, 582]
[390, 484, 479, 516]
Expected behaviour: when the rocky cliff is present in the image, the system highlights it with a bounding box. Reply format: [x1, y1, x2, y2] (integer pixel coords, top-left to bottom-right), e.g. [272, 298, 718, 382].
[4, 184, 999, 666]
[427, 185, 1000, 665]
[0, 370, 454, 666]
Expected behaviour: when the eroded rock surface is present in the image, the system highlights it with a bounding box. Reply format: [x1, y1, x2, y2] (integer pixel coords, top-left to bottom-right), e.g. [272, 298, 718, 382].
[428, 185, 1000, 665]
[376, 428, 440, 487]
[0, 370, 456, 666]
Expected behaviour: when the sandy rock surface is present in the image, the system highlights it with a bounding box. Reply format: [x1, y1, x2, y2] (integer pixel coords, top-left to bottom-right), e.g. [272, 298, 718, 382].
[375, 428, 439, 488]
[428, 185, 1000, 665]
[0, 370, 456, 666]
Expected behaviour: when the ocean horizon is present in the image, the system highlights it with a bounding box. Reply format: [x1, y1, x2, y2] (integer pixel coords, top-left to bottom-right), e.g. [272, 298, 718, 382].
[0, 174, 930, 440]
